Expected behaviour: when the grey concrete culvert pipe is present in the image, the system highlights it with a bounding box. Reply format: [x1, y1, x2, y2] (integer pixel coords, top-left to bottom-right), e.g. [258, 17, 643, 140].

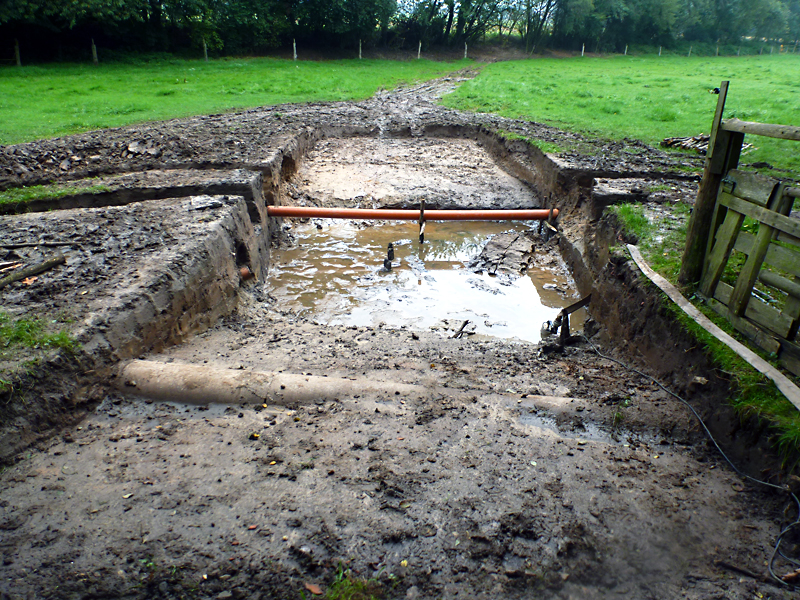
[117, 360, 426, 405]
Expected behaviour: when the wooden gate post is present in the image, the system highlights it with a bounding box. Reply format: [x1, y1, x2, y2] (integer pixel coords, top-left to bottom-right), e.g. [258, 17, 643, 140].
[679, 81, 743, 285]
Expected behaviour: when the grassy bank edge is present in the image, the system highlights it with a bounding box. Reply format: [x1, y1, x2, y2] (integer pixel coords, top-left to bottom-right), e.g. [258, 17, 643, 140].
[0, 311, 79, 395]
[498, 131, 800, 473]
[0, 182, 111, 208]
[608, 203, 800, 471]
[498, 128, 800, 468]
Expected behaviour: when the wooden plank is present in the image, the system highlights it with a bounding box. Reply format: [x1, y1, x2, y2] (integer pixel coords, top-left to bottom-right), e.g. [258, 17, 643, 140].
[729, 215, 775, 317]
[782, 276, 800, 340]
[759, 269, 800, 299]
[560, 294, 591, 316]
[679, 81, 733, 285]
[701, 200, 726, 286]
[779, 340, 800, 377]
[779, 351, 800, 378]
[720, 194, 800, 240]
[706, 296, 782, 354]
[721, 118, 800, 141]
[726, 169, 778, 206]
[714, 281, 793, 338]
[734, 232, 800, 278]
[776, 231, 800, 247]
[700, 206, 745, 297]
[627, 245, 800, 410]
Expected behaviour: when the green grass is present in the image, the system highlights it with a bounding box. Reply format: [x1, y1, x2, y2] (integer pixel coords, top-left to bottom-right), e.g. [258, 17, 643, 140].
[609, 200, 691, 282]
[0, 312, 77, 353]
[671, 302, 800, 470]
[610, 202, 800, 468]
[0, 311, 77, 394]
[0, 182, 110, 207]
[443, 54, 800, 177]
[322, 565, 384, 600]
[0, 57, 467, 144]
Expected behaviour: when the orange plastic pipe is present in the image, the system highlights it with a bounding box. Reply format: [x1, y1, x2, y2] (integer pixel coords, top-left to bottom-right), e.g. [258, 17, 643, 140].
[267, 206, 559, 221]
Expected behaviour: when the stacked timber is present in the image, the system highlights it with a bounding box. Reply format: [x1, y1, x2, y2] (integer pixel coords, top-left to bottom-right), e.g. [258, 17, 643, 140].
[661, 134, 752, 155]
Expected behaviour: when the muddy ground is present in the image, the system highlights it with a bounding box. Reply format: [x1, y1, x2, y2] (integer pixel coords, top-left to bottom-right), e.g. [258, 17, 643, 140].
[1, 77, 799, 599]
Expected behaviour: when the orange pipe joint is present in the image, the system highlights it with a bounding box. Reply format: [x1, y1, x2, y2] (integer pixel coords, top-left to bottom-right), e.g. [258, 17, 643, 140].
[266, 206, 559, 221]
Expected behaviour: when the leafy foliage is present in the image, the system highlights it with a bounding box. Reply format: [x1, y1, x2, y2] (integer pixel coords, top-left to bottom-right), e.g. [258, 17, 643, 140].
[1, 0, 798, 60]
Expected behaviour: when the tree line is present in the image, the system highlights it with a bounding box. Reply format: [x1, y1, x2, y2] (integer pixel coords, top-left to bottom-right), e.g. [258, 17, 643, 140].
[2, 0, 799, 62]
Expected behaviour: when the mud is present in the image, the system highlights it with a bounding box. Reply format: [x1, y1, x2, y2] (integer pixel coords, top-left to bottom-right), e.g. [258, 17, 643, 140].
[289, 137, 541, 210]
[0, 78, 797, 599]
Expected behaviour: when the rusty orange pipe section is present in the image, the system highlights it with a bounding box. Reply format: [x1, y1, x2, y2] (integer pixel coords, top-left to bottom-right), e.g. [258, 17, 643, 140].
[267, 206, 559, 221]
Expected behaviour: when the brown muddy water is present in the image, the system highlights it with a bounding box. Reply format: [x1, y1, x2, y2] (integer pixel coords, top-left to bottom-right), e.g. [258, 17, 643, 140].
[267, 220, 584, 343]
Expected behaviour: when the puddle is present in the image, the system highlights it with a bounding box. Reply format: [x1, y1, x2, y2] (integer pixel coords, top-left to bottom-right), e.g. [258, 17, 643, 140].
[267, 220, 584, 343]
[519, 411, 653, 445]
[519, 410, 656, 447]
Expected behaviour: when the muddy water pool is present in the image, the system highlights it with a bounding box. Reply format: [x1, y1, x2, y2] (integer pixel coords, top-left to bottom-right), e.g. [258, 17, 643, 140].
[267, 220, 584, 343]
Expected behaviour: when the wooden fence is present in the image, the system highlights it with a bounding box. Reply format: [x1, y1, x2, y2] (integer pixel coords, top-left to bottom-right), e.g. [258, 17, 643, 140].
[681, 81, 800, 375]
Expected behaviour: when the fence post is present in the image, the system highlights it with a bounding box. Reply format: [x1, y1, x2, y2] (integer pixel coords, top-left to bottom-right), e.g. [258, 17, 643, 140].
[359, 39, 362, 59]
[464, 42, 467, 59]
[418, 41, 421, 59]
[203, 38, 208, 62]
[659, 46, 662, 56]
[91, 38, 98, 65]
[688, 45, 692, 57]
[14, 39, 21, 67]
[624, 44, 628, 55]
[581, 43, 585, 56]
[293, 39, 297, 61]
[679, 81, 743, 285]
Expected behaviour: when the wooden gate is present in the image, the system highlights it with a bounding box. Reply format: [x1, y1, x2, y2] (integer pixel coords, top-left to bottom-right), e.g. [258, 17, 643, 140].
[681, 81, 800, 375]
[698, 170, 800, 373]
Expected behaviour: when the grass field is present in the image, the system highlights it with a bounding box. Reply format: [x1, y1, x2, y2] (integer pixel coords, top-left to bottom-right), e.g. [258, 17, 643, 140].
[442, 54, 800, 176]
[2, 55, 799, 177]
[0, 57, 465, 144]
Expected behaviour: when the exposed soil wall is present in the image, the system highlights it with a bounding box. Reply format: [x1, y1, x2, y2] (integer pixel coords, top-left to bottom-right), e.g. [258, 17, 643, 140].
[0, 112, 787, 477]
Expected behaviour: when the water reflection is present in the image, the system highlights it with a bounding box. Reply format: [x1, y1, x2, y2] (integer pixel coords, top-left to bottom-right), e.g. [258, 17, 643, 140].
[267, 220, 583, 343]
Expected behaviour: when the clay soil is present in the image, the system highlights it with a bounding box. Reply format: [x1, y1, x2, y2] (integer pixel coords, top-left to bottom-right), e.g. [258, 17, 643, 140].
[0, 78, 797, 600]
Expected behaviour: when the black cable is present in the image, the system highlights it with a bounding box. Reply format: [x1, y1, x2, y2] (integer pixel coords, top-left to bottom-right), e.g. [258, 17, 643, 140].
[579, 334, 800, 590]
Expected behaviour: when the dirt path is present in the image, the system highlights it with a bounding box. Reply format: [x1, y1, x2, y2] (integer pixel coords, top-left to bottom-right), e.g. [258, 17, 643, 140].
[1, 302, 791, 599]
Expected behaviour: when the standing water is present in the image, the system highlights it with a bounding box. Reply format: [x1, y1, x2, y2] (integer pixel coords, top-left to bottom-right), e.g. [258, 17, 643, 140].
[267, 220, 584, 343]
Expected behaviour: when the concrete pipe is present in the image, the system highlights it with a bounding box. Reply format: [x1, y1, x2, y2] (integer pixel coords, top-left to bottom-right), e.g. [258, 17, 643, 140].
[117, 360, 425, 405]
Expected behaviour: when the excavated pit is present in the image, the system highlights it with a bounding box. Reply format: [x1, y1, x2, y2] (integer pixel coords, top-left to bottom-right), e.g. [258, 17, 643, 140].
[0, 93, 796, 600]
[271, 136, 584, 342]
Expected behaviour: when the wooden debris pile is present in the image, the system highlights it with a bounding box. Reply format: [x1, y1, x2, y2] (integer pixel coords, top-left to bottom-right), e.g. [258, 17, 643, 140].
[661, 134, 752, 155]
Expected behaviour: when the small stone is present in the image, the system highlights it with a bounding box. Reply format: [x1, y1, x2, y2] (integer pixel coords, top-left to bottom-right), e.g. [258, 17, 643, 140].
[158, 581, 169, 593]
[217, 591, 233, 600]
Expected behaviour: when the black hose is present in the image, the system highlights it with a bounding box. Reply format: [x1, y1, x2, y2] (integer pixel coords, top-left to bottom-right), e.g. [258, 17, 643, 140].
[580, 334, 800, 590]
